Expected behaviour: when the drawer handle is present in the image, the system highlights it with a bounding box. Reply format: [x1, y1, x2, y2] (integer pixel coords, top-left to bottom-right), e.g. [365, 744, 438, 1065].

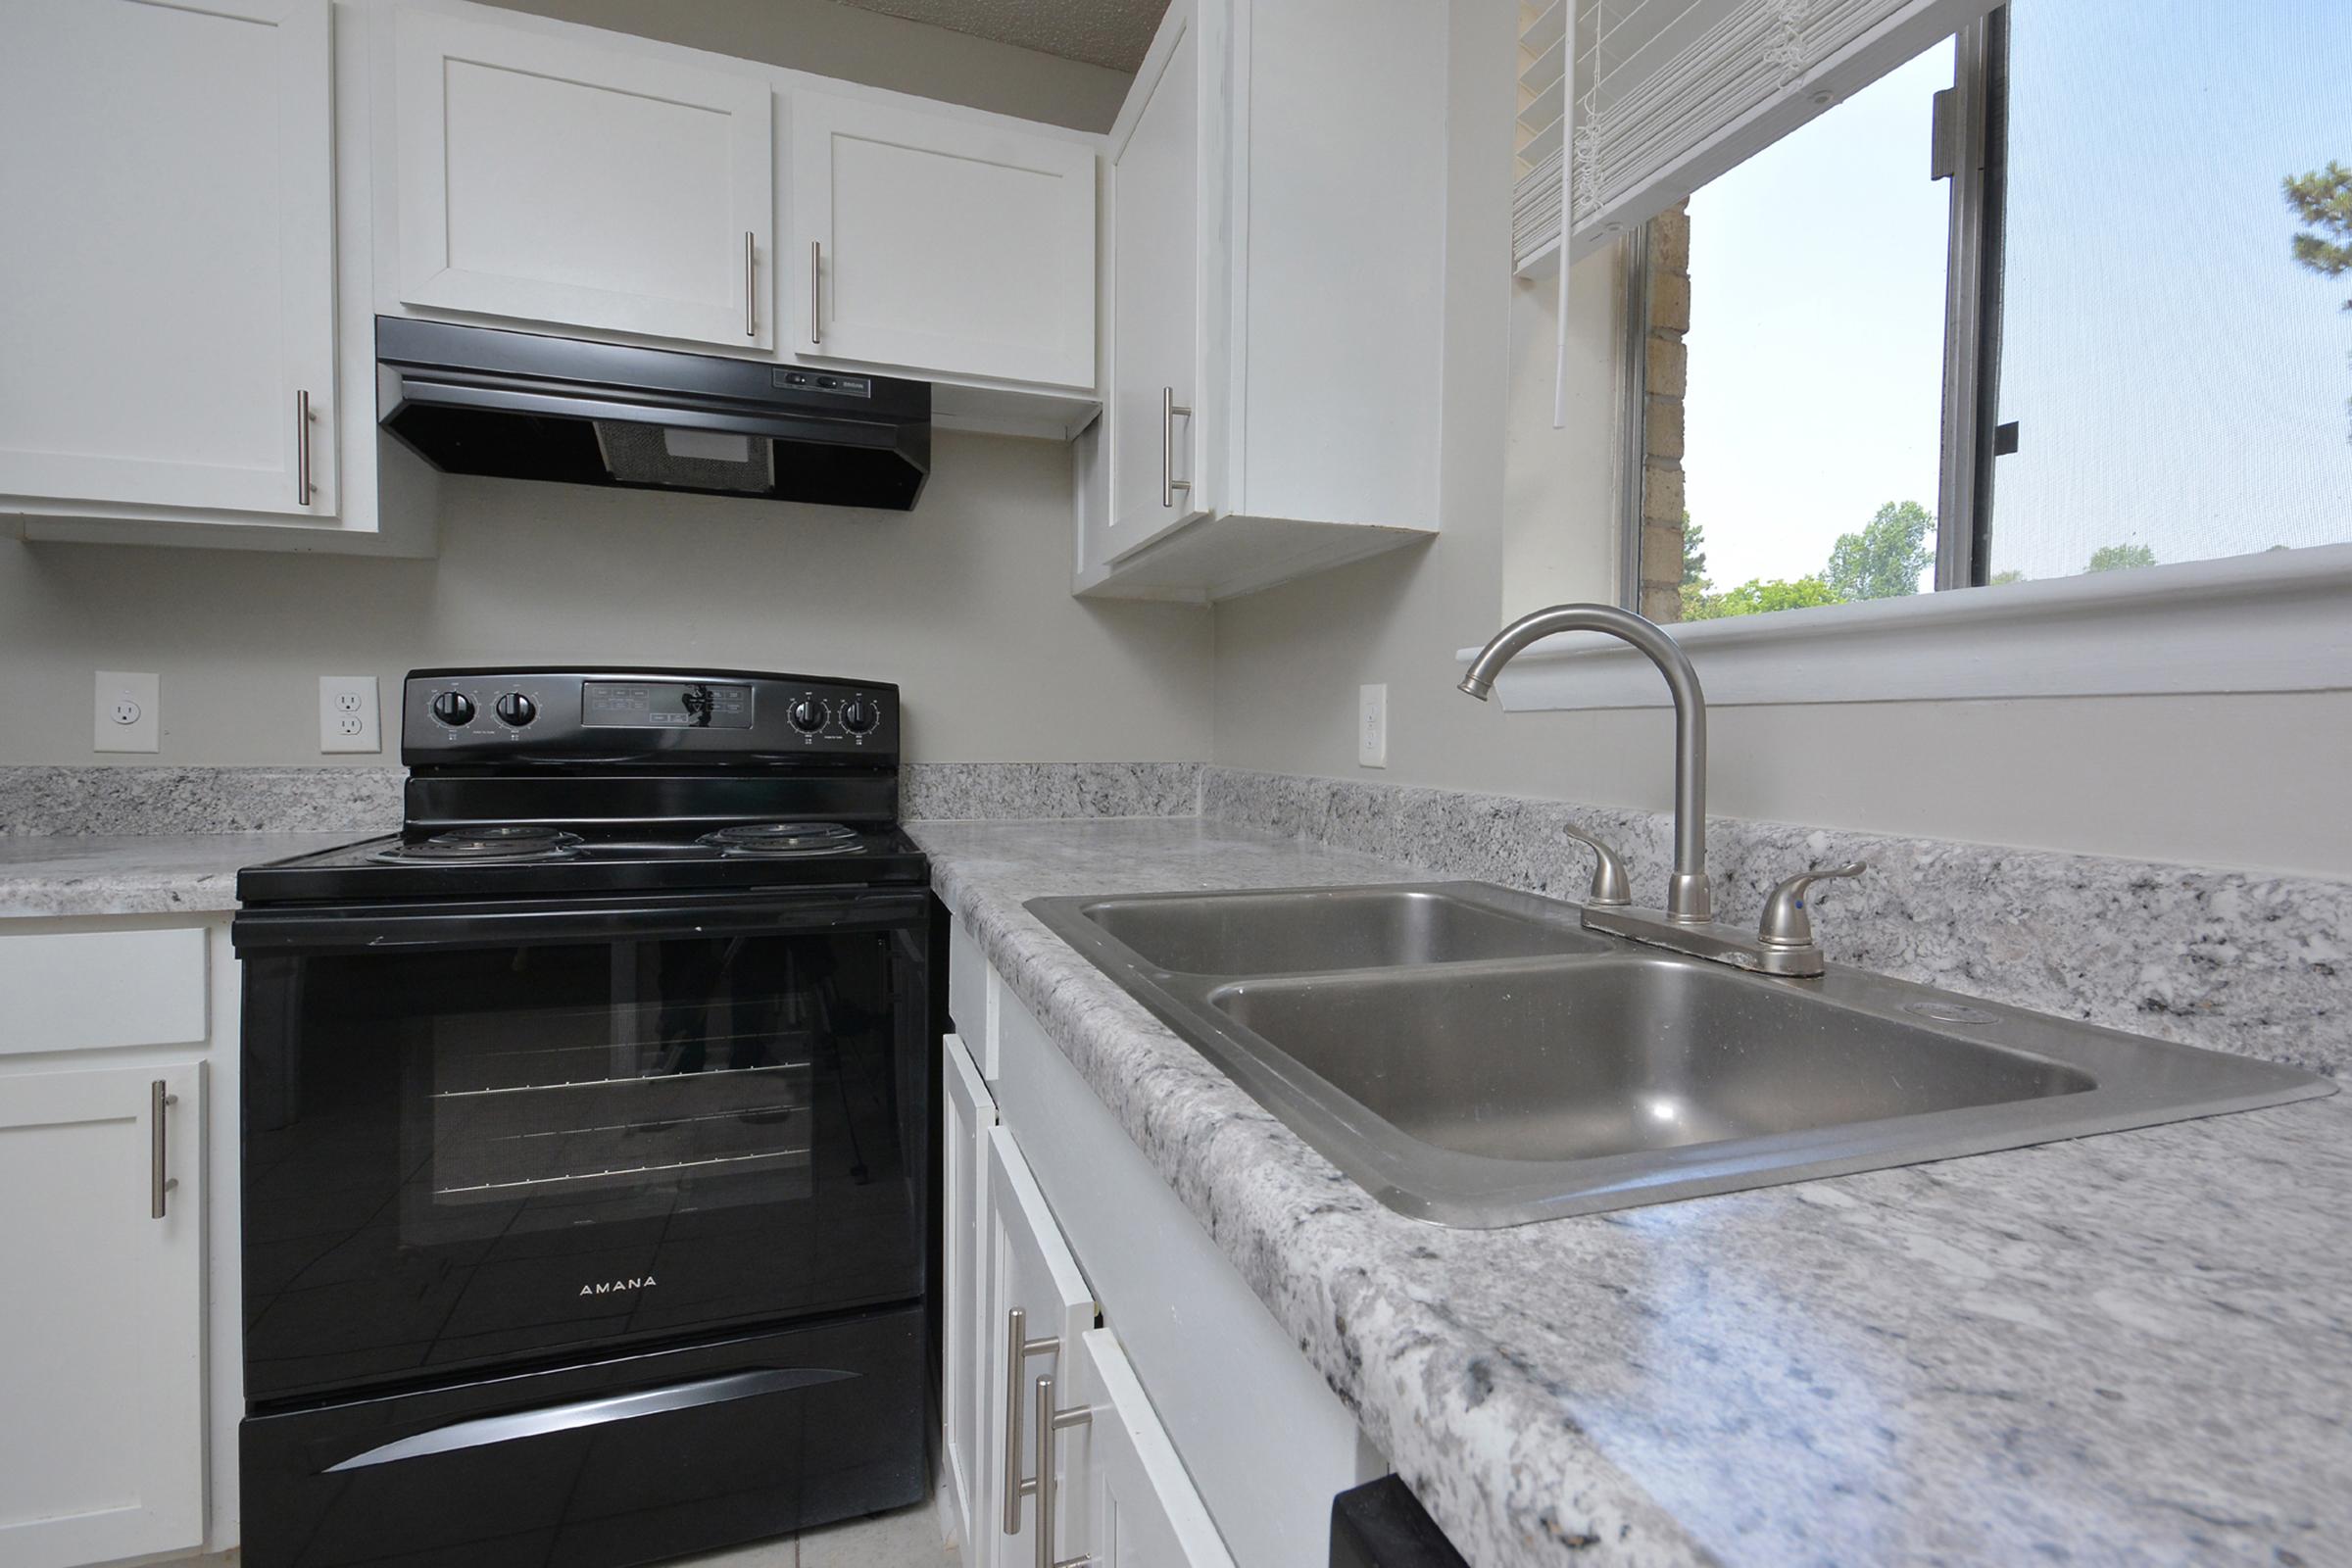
[1001, 1305, 1060, 1535]
[149, 1079, 177, 1220]
[1034, 1371, 1094, 1568]
[322, 1367, 853, 1472]
[1160, 386, 1193, 510]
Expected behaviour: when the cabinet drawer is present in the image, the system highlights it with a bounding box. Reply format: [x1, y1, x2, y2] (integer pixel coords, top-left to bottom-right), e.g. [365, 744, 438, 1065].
[949, 919, 1000, 1079]
[0, 927, 208, 1055]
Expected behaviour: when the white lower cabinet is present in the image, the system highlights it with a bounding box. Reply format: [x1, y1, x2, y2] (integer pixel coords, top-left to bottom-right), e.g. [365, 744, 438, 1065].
[0, 1060, 207, 1568]
[1067, 1327, 1237, 1568]
[984, 1122, 1099, 1568]
[945, 1021, 1237, 1568]
[949, 930, 1382, 1568]
[941, 1035, 999, 1553]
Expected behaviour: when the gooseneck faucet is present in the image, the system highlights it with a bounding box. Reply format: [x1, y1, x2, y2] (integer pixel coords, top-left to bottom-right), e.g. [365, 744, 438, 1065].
[1459, 603, 1868, 976]
[1458, 603, 1713, 923]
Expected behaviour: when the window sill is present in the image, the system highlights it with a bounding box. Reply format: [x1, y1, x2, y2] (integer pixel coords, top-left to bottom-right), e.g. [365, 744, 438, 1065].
[1456, 543, 2352, 710]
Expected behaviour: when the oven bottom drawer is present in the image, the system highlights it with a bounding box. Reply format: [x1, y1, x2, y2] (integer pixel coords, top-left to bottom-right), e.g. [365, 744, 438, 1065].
[240, 1307, 927, 1568]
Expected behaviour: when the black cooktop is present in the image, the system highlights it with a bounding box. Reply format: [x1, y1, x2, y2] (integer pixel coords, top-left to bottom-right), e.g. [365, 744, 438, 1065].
[239, 823, 928, 905]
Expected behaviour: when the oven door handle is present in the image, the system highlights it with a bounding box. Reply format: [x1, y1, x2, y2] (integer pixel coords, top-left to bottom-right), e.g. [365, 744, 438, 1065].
[234, 889, 928, 952]
[322, 1366, 857, 1473]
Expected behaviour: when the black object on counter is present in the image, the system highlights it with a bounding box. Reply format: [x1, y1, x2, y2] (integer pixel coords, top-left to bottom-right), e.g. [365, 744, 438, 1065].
[1331, 1476, 1472, 1568]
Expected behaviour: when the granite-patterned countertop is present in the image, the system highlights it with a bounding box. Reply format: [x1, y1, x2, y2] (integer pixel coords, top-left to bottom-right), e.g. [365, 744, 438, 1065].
[0, 833, 360, 917]
[906, 817, 2351, 1568]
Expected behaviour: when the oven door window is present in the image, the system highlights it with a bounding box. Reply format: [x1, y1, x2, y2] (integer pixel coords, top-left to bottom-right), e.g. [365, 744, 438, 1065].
[242, 923, 924, 1405]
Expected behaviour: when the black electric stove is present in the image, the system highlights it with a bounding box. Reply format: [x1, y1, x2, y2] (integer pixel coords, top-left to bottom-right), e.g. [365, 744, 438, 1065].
[232, 668, 934, 1568]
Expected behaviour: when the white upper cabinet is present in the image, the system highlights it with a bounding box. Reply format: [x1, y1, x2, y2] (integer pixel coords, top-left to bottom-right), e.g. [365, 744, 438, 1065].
[1100, 1, 1211, 565]
[791, 93, 1096, 389]
[0, 0, 337, 519]
[391, 8, 775, 349]
[0, 1061, 206, 1568]
[1077, 0, 1449, 602]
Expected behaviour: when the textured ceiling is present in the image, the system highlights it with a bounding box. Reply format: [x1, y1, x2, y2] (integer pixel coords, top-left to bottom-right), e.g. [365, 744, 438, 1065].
[829, 0, 1166, 72]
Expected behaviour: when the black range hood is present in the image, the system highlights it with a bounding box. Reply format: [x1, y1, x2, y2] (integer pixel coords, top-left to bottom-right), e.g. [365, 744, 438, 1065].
[377, 316, 930, 511]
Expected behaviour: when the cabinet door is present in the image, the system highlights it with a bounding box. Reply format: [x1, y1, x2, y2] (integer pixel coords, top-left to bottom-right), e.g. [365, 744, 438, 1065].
[393, 9, 774, 349]
[941, 1035, 1000, 1553]
[792, 93, 1096, 388]
[1098, 0, 1209, 567]
[0, 0, 336, 518]
[0, 1061, 205, 1568]
[983, 1126, 1096, 1568]
[1062, 1328, 1237, 1568]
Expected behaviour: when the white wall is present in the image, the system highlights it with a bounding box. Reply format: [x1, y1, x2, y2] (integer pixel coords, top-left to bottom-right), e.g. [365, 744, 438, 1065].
[1208, 0, 2352, 881]
[0, 434, 1212, 765]
[473, 0, 1134, 130]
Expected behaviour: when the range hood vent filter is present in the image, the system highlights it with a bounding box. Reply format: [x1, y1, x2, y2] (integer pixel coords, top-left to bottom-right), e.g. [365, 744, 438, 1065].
[594, 421, 776, 494]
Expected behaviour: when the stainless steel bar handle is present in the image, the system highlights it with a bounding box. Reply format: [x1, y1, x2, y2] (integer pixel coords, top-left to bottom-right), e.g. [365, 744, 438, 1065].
[149, 1079, 178, 1220]
[295, 389, 313, 506]
[1001, 1307, 1059, 1536]
[1160, 386, 1193, 509]
[744, 231, 757, 338]
[810, 239, 822, 346]
[1034, 1372, 1093, 1568]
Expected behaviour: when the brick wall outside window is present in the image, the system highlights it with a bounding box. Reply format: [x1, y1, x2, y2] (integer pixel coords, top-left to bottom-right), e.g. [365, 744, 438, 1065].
[1637, 202, 1690, 622]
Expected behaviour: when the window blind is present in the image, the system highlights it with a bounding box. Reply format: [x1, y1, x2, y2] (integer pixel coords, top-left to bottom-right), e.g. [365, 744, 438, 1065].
[1514, 0, 1997, 273]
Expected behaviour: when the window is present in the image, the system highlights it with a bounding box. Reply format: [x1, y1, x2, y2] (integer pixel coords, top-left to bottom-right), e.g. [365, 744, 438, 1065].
[1638, 0, 2352, 622]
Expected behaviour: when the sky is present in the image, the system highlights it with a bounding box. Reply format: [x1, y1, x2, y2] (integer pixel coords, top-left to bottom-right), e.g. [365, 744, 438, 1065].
[1681, 0, 2352, 592]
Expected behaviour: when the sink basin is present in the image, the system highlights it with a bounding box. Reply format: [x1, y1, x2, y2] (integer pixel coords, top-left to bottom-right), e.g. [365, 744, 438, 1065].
[1025, 882, 2334, 1226]
[1074, 885, 1604, 976]
[1209, 956, 2094, 1163]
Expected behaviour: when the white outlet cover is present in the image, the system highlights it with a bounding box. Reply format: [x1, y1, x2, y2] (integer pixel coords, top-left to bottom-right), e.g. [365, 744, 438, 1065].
[95, 671, 160, 754]
[318, 675, 382, 754]
[1357, 683, 1388, 768]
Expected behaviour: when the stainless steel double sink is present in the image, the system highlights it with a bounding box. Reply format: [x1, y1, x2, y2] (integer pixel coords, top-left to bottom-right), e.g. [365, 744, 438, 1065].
[1025, 883, 2333, 1227]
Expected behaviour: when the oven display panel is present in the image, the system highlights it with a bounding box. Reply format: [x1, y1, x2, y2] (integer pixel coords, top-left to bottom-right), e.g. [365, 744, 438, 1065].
[583, 681, 755, 729]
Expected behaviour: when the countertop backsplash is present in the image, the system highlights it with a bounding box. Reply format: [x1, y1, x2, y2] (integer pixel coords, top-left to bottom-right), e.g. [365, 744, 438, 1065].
[0, 765, 408, 837]
[0, 761, 1202, 837]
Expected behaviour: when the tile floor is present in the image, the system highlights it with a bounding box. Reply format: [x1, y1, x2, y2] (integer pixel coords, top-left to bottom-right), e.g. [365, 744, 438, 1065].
[676, 1501, 960, 1568]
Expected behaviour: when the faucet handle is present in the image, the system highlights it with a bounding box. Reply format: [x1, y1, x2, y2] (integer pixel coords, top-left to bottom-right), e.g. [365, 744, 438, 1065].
[1562, 825, 1633, 907]
[1757, 861, 1867, 951]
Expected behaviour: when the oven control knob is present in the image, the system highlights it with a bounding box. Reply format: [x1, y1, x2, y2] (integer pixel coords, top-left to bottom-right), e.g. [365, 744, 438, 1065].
[495, 692, 537, 727]
[840, 698, 879, 734]
[430, 691, 475, 727]
[788, 698, 825, 733]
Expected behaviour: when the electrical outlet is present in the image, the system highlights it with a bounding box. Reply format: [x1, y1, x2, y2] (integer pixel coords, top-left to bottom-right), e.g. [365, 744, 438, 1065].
[1357, 683, 1388, 768]
[95, 671, 160, 753]
[318, 675, 381, 754]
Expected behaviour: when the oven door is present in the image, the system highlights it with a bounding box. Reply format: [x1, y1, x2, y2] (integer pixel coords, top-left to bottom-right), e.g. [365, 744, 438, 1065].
[235, 890, 929, 1407]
